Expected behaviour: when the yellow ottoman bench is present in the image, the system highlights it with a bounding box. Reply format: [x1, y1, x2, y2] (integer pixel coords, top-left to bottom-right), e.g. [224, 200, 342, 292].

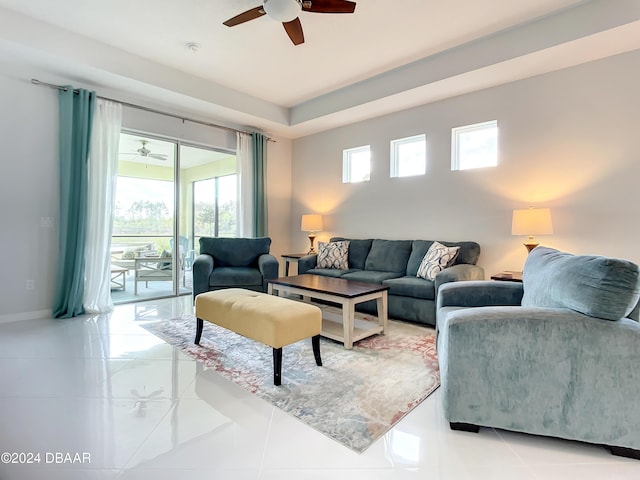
[194, 288, 323, 386]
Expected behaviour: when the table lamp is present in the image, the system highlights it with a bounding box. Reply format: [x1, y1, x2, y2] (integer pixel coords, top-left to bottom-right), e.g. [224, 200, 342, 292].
[512, 207, 553, 253]
[301, 214, 323, 254]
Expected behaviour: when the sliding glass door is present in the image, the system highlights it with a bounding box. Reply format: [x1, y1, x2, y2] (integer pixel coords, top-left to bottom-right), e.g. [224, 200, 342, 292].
[111, 133, 177, 303]
[193, 175, 237, 238]
[111, 132, 236, 303]
[180, 144, 237, 263]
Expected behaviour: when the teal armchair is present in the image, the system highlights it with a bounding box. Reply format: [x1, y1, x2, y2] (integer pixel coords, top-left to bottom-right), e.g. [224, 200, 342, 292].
[436, 247, 640, 459]
[192, 237, 279, 299]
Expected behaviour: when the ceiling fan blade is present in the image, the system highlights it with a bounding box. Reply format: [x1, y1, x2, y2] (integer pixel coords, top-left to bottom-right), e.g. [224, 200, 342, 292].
[149, 154, 168, 160]
[283, 18, 304, 45]
[302, 0, 356, 14]
[223, 6, 266, 27]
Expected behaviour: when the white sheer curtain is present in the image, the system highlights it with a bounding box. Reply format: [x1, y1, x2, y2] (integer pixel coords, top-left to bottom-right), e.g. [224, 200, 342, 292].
[236, 132, 254, 237]
[83, 98, 122, 313]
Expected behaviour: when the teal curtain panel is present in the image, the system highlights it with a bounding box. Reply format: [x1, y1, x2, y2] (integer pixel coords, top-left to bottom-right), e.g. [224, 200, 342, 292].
[53, 87, 95, 318]
[251, 132, 268, 237]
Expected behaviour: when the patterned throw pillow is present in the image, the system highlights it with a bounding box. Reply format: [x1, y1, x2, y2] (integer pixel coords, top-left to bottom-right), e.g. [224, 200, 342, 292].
[416, 241, 460, 280]
[122, 250, 136, 260]
[317, 241, 350, 269]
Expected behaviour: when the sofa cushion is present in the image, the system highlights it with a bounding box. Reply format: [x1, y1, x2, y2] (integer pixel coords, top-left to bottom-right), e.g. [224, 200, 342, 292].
[383, 276, 435, 300]
[330, 237, 372, 270]
[209, 267, 263, 287]
[407, 240, 480, 276]
[406, 240, 434, 276]
[522, 246, 640, 320]
[342, 270, 403, 284]
[417, 242, 460, 280]
[317, 241, 349, 269]
[446, 241, 481, 266]
[199, 237, 271, 267]
[364, 239, 412, 273]
[305, 268, 353, 278]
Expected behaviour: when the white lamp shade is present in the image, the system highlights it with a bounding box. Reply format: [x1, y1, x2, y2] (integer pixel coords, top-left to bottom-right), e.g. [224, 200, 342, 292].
[512, 208, 553, 236]
[301, 214, 323, 232]
[263, 0, 301, 22]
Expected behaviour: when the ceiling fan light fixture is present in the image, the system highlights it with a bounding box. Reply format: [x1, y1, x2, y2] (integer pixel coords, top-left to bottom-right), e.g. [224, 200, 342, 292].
[263, 0, 301, 22]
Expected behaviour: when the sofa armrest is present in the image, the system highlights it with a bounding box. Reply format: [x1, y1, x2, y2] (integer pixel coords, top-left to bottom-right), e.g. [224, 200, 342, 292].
[434, 264, 485, 291]
[297, 254, 317, 274]
[437, 280, 524, 309]
[258, 254, 279, 282]
[192, 254, 214, 299]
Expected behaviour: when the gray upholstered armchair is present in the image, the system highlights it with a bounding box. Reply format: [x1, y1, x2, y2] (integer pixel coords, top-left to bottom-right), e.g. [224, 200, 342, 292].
[436, 246, 640, 459]
[192, 237, 279, 298]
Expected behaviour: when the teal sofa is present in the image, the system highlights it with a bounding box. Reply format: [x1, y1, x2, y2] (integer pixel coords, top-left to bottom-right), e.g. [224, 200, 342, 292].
[436, 246, 640, 459]
[192, 237, 279, 298]
[298, 237, 484, 326]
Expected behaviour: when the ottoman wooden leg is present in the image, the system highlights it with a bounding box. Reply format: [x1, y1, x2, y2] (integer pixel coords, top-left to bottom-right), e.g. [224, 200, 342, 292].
[195, 318, 203, 345]
[312, 335, 322, 366]
[273, 347, 283, 386]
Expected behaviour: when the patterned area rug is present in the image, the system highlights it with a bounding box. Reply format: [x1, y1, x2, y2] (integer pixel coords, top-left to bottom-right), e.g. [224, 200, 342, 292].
[141, 307, 440, 453]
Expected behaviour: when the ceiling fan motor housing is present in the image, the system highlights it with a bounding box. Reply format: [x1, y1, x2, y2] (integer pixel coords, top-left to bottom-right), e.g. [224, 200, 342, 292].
[222, 0, 356, 46]
[263, 0, 302, 22]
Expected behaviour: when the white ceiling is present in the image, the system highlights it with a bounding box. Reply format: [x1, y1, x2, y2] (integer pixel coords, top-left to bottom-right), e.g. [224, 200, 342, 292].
[0, 0, 639, 139]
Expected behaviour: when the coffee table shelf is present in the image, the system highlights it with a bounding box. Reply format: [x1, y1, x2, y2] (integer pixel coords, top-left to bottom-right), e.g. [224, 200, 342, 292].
[320, 314, 385, 345]
[268, 274, 388, 349]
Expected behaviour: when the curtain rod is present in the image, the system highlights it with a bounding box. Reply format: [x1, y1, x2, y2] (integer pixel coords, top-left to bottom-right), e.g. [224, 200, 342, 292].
[31, 78, 274, 142]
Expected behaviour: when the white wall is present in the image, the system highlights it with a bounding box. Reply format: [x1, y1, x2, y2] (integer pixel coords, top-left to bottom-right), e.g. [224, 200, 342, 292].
[0, 61, 292, 319]
[0, 64, 59, 320]
[290, 49, 640, 277]
[265, 137, 293, 268]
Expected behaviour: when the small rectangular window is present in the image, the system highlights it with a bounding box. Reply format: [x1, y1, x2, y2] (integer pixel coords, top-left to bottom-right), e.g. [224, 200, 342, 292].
[451, 120, 498, 170]
[390, 134, 426, 177]
[343, 145, 371, 183]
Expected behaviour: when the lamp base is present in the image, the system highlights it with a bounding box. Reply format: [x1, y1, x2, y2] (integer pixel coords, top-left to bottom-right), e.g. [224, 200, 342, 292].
[307, 234, 316, 255]
[524, 242, 539, 253]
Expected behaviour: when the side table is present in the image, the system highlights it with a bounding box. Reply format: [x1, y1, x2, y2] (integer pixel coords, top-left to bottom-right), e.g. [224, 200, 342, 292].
[281, 253, 307, 276]
[490, 271, 523, 282]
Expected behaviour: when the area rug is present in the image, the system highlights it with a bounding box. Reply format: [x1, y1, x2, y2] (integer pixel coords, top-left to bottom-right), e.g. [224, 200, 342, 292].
[141, 306, 440, 453]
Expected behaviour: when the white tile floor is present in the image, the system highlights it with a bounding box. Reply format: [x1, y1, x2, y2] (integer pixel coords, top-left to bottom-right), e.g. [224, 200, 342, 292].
[0, 297, 638, 479]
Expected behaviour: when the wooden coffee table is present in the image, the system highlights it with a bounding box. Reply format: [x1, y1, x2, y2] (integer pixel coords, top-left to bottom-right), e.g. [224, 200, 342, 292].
[268, 274, 389, 349]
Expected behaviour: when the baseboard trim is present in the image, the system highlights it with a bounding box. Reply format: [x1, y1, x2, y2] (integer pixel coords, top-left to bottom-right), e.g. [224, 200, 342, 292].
[0, 310, 50, 324]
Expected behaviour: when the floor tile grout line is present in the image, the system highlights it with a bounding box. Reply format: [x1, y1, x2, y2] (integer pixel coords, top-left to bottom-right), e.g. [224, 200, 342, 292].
[257, 405, 277, 479]
[492, 427, 533, 469]
[113, 332, 186, 473]
[117, 398, 180, 472]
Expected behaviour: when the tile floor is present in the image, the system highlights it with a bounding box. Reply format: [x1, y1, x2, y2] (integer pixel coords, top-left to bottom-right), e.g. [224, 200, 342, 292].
[0, 297, 638, 479]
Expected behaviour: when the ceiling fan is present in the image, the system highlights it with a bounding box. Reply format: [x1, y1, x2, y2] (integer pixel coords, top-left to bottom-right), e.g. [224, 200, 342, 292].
[223, 0, 356, 46]
[121, 140, 168, 161]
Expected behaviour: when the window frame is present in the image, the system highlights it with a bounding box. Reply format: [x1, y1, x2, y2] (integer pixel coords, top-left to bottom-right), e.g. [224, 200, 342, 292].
[451, 120, 498, 171]
[390, 134, 427, 178]
[342, 145, 371, 183]
[192, 173, 238, 240]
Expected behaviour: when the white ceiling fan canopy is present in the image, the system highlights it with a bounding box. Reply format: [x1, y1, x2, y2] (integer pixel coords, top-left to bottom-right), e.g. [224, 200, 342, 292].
[263, 0, 301, 22]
